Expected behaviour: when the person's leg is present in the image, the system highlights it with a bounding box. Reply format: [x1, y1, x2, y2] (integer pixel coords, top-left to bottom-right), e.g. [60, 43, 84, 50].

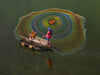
[47, 38, 50, 46]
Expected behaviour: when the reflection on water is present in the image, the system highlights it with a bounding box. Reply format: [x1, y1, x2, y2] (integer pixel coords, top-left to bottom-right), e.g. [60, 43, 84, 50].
[20, 44, 53, 71]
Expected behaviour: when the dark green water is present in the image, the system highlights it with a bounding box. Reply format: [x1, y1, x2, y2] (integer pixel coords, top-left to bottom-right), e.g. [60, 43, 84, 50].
[0, 0, 100, 75]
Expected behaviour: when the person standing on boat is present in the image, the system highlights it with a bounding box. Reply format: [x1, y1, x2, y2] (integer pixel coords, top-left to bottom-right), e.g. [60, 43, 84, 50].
[29, 29, 36, 40]
[46, 28, 53, 47]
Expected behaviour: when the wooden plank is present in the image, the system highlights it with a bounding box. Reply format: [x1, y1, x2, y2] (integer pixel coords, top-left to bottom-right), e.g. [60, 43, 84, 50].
[20, 35, 48, 47]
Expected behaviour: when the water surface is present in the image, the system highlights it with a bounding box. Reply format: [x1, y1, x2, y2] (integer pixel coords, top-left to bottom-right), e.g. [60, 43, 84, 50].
[0, 0, 100, 75]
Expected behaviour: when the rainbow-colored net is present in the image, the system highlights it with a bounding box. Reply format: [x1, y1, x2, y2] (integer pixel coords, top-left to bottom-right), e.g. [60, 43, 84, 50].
[14, 8, 86, 55]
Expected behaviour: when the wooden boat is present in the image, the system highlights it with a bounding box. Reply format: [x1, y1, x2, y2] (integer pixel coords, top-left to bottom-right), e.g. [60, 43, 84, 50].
[19, 35, 56, 51]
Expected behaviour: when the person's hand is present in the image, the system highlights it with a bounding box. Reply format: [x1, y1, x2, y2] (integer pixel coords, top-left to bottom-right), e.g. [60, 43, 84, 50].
[43, 36, 46, 37]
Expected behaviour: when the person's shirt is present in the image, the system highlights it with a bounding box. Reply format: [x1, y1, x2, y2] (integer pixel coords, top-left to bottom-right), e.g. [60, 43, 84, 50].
[46, 31, 52, 39]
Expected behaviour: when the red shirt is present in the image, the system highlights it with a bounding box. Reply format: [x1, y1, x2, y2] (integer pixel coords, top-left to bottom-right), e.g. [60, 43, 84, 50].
[46, 31, 52, 39]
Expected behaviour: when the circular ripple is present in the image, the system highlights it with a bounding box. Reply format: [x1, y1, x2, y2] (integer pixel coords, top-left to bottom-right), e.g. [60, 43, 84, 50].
[14, 8, 86, 55]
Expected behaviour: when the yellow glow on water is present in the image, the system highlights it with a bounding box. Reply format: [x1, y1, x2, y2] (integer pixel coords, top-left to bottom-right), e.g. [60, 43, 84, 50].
[29, 45, 33, 48]
[21, 42, 25, 46]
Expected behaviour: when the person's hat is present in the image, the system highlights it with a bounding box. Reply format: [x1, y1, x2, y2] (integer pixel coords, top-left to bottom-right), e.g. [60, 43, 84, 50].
[48, 27, 52, 30]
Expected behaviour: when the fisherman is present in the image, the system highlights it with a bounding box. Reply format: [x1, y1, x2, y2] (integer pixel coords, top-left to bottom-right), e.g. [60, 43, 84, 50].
[29, 29, 36, 40]
[44, 28, 53, 47]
